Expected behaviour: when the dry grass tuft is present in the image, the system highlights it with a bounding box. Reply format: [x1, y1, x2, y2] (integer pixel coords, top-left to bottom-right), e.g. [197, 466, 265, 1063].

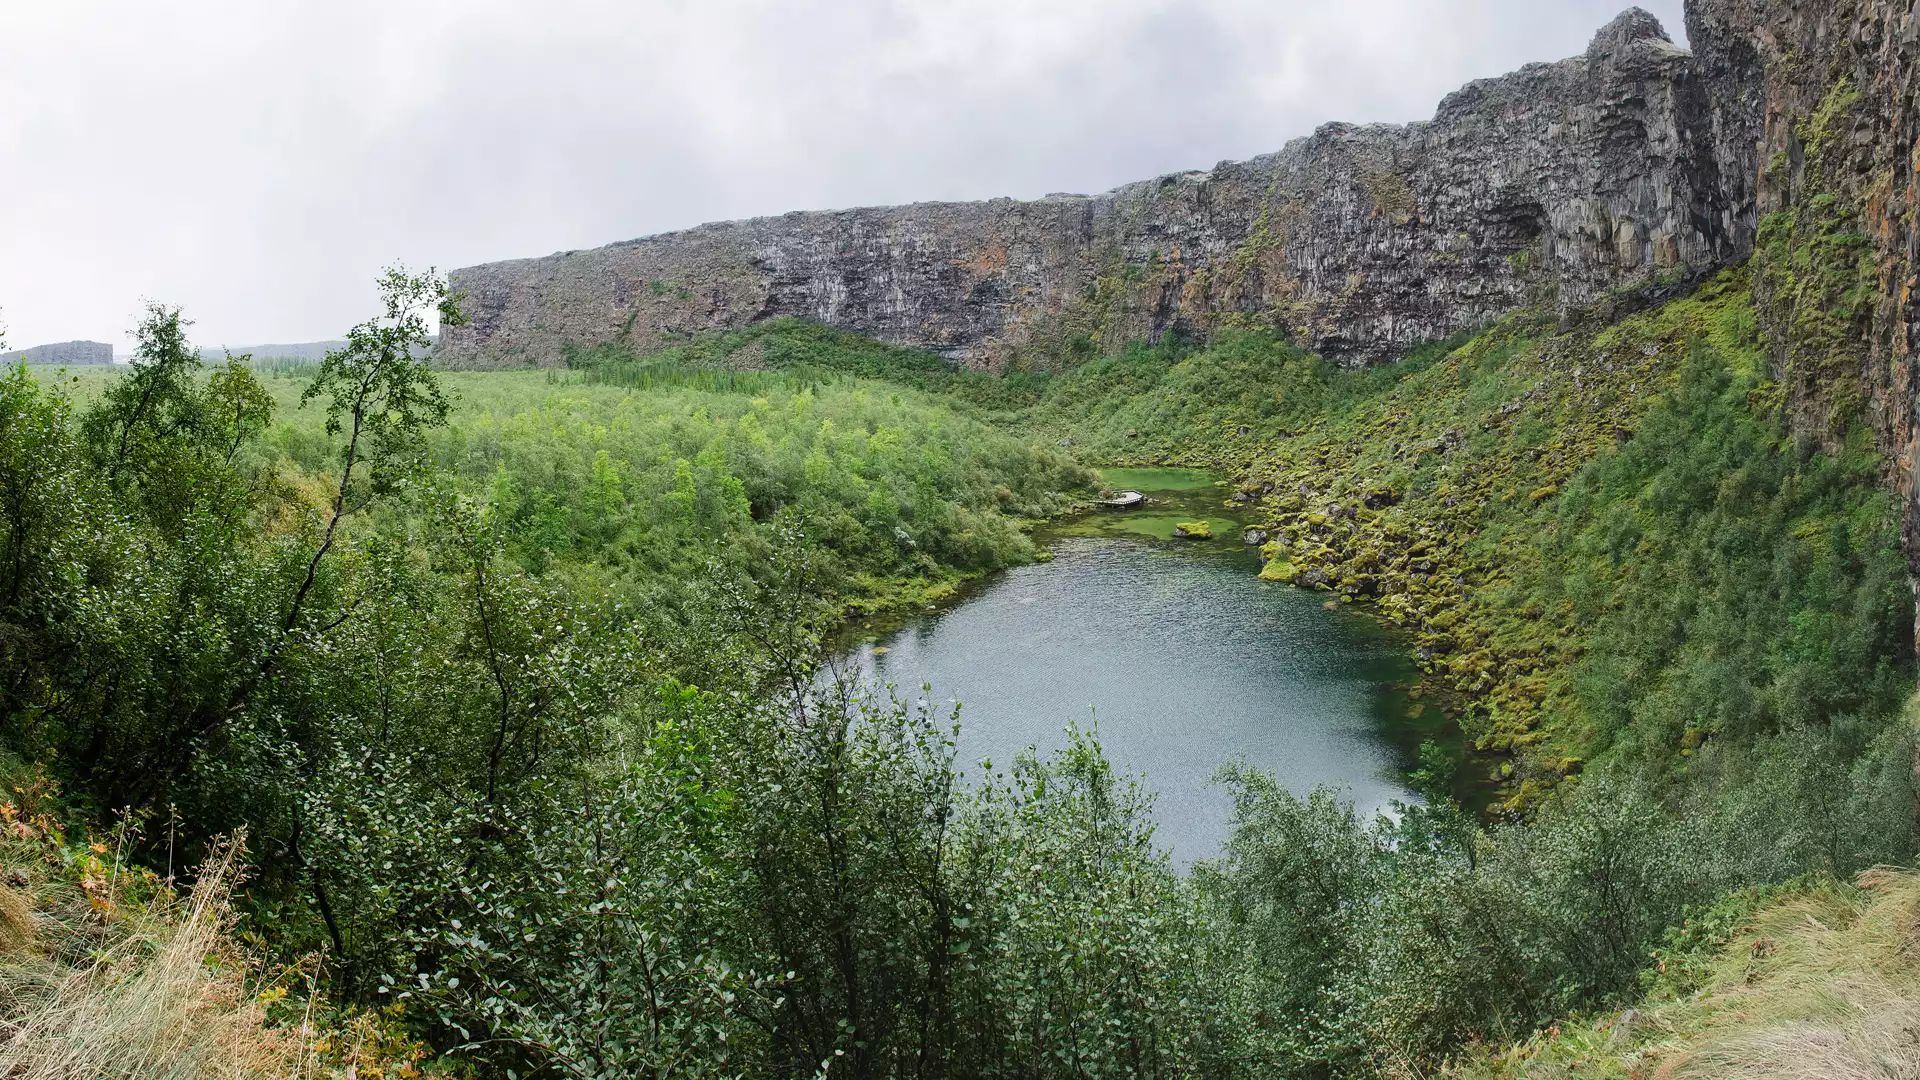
[1653, 868, 1920, 1080]
[0, 886, 37, 957]
[1452, 868, 1920, 1079]
[0, 831, 309, 1079]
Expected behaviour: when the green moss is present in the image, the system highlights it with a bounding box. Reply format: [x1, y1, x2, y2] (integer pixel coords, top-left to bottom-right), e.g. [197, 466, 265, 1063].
[1752, 78, 1880, 436]
[1259, 559, 1298, 583]
[1173, 521, 1213, 539]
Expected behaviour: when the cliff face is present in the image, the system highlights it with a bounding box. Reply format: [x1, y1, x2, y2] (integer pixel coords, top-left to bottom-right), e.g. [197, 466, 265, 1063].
[1686, 0, 1920, 581]
[442, 10, 1750, 370]
[0, 341, 112, 366]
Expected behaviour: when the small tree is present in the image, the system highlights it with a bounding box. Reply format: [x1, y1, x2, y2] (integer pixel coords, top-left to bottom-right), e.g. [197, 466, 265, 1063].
[85, 303, 204, 485]
[264, 266, 464, 683]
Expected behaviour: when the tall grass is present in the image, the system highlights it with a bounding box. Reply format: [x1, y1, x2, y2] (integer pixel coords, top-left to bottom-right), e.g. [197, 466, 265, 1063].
[0, 834, 308, 1080]
[1452, 867, 1920, 1079]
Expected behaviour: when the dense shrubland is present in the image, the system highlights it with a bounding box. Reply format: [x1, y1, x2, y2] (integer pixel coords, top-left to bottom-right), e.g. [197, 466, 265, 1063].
[1, 263, 1917, 1076]
[568, 316, 1451, 466]
[246, 361, 1095, 617]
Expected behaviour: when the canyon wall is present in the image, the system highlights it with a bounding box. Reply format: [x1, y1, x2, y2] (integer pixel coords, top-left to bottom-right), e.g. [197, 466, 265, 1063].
[440, 0, 1920, 617]
[442, 10, 1750, 370]
[1686, 0, 1920, 580]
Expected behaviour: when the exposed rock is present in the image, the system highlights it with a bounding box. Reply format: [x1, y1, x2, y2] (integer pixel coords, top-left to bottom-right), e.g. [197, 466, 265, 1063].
[442, 9, 1747, 371]
[1243, 528, 1271, 546]
[1, 340, 111, 365]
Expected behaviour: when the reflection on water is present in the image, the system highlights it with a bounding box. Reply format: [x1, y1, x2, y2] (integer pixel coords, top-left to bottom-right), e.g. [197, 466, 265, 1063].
[838, 470, 1420, 865]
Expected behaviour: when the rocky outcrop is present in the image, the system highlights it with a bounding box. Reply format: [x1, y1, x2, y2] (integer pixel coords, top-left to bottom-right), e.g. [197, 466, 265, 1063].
[442, 9, 1750, 370]
[1686, 0, 1920, 589]
[0, 341, 112, 366]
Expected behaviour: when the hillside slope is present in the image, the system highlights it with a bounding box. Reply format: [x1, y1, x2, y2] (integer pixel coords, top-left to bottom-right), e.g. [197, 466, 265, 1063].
[1231, 270, 1912, 800]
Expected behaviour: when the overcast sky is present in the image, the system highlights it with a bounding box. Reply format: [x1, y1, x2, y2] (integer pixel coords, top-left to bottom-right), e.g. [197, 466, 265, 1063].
[0, 0, 1686, 352]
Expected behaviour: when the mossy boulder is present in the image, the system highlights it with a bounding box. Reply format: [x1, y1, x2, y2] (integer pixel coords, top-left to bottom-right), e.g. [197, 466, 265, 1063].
[1259, 559, 1299, 583]
[1173, 521, 1213, 539]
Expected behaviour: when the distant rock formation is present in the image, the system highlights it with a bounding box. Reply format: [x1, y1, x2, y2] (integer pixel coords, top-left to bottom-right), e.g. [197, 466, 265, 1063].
[0, 341, 113, 366]
[442, 9, 1753, 370]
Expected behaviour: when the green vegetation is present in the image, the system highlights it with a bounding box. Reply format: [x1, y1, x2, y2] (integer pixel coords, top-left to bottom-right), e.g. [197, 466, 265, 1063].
[1230, 269, 1912, 806]
[1008, 329, 1458, 464]
[3, 257, 1918, 1076]
[566, 317, 1043, 409]
[322, 368, 1089, 615]
[1753, 79, 1879, 437]
[59, 345, 1097, 620]
[565, 317, 1453, 466]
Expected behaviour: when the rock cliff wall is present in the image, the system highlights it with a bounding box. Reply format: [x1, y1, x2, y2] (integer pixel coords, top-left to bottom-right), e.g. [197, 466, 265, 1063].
[1686, 0, 1920, 585]
[0, 340, 112, 365]
[442, 10, 1750, 370]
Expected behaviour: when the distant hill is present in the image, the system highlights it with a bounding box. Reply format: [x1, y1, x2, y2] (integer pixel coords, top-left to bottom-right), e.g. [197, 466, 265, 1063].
[199, 340, 346, 364]
[2, 340, 112, 365]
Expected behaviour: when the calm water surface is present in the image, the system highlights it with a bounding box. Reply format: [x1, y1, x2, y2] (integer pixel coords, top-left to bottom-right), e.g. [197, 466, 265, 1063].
[840, 469, 1425, 864]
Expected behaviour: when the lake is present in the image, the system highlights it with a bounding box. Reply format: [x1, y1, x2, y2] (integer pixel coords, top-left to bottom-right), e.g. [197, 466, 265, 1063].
[837, 468, 1439, 865]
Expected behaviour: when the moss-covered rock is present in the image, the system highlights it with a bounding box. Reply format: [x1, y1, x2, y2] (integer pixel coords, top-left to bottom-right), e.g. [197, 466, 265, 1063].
[1173, 521, 1213, 539]
[1259, 559, 1299, 583]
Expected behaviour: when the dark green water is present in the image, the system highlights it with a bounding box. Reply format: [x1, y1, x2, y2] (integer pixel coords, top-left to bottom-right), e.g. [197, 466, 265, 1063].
[841, 469, 1432, 865]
